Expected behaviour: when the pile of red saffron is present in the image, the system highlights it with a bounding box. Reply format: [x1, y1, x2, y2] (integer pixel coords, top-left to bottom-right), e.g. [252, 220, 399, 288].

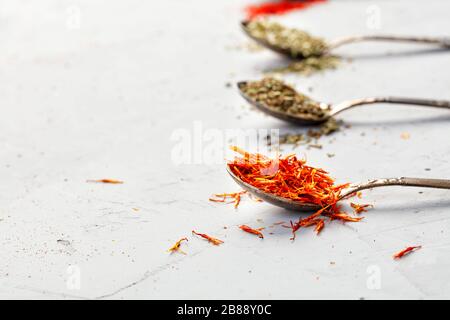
[228, 146, 363, 238]
[246, 0, 327, 20]
[228, 146, 347, 207]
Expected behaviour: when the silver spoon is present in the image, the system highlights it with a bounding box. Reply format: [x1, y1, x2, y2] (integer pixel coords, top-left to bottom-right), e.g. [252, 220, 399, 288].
[226, 165, 450, 212]
[237, 81, 450, 125]
[241, 21, 450, 59]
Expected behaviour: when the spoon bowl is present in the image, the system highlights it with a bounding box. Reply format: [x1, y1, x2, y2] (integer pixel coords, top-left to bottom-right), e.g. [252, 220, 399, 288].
[237, 81, 330, 125]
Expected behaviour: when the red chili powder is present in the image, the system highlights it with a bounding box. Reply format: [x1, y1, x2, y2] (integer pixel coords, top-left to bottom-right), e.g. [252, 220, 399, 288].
[246, 0, 327, 20]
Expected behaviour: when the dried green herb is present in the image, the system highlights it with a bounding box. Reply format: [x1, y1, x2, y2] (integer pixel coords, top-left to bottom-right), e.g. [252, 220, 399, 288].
[267, 118, 343, 148]
[246, 19, 328, 58]
[240, 77, 327, 121]
[268, 56, 340, 75]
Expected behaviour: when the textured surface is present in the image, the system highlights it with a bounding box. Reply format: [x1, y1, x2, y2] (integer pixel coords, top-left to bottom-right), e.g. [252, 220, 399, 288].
[0, 0, 449, 299]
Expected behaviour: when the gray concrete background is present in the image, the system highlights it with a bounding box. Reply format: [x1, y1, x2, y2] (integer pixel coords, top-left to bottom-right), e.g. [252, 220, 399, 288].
[0, 0, 449, 299]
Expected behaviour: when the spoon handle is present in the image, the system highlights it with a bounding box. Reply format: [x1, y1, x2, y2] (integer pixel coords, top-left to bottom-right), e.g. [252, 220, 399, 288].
[331, 96, 450, 116]
[341, 177, 450, 199]
[328, 35, 450, 50]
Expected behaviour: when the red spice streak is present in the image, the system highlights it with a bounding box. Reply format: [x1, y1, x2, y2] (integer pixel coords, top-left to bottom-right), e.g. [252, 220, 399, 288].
[393, 246, 422, 260]
[192, 230, 224, 246]
[246, 0, 327, 20]
[228, 146, 356, 239]
[239, 225, 264, 238]
[87, 179, 124, 184]
[327, 212, 364, 222]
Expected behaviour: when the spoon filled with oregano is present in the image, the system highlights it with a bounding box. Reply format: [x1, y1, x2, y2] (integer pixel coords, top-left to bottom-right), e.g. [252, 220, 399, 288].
[242, 20, 450, 59]
[238, 77, 450, 125]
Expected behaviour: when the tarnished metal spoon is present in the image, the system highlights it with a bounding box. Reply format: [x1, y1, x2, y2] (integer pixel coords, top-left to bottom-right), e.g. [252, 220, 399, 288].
[237, 81, 450, 125]
[226, 165, 450, 212]
[241, 21, 450, 59]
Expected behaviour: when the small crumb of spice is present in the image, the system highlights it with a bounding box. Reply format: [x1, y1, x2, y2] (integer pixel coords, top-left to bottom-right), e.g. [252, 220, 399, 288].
[328, 212, 363, 222]
[268, 56, 340, 75]
[239, 225, 264, 238]
[168, 238, 188, 255]
[267, 117, 343, 149]
[87, 179, 124, 184]
[350, 203, 373, 214]
[393, 246, 421, 260]
[245, 0, 327, 20]
[192, 230, 224, 246]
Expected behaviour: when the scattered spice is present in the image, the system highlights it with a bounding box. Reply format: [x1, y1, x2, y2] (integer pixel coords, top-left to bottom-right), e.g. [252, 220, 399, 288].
[240, 77, 328, 121]
[314, 219, 325, 234]
[246, 0, 327, 20]
[87, 179, 124, 184]
[350, 203, 373, 214]
[168, 238, 188, 255]
[356, 191, 363, 199]
[393, 246, 421, 259]
[209, 191, 247, 208]
[239, 225, 264, 238]
[268, 56, 340, 75]
[192, 230, 224, 246]
[245, 19, 328, 58]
